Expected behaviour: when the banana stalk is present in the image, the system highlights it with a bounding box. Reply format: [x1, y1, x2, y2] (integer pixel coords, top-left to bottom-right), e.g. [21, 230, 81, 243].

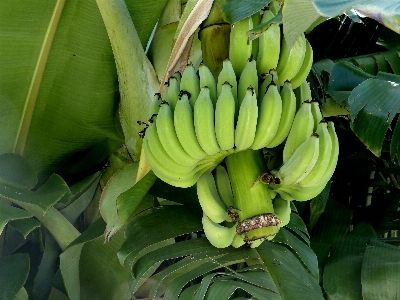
[225, 149, 280, 242]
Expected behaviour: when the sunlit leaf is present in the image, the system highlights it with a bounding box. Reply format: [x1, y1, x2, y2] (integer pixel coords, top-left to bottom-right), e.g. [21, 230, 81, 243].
[222, 0, 271, 24]
[282, 0, 322, 49]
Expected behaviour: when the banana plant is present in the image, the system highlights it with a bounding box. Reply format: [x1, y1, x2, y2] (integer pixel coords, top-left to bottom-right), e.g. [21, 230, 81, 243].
[1, 0, 400, 299]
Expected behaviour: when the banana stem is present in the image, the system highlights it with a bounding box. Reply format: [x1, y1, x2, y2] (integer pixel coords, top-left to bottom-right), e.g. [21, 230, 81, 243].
[225, 149, 279, 241]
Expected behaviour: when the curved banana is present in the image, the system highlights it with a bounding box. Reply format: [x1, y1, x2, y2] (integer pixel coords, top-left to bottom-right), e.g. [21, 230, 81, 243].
[145, 118, 194, 174]
[174, 71, 181, 82]
[180, 63, 200, 108]
[251, 83, 282, 150]
[282, 101, 314, 163]
[174, 93, 208, 160]
[266, 81, 297, 148]
[238, 58, 258, 107]
[276, 33, 306, 85]
[202, 214, 236, 248]
[229, 16, 253, 77]
[194, 87, 221, 155]
[290, 39, 313, 89]
[273, 195, 291, 228]
[231, 233, 245, 248]
[164, 76, 180, 110]
[215, 165, 235, 208]
[251, 11, 261, 60]
[269, 68, 280, 91]
[294, 80, 312, 111]
[277, 134, 320, 185]
[217, 59, 238, 101]
[143, 136, 198, 187]
[156, 103, 199, 167]
[256, 11, 281, 76]
[311, 100, 323, 132]
[258, 74, 273, 105]
[197, 171, 231, 223]
[299, 121, 332, 187]
[276, 182, 327, 201]
[318, 121, 339, 184]
[215, 83, 236, 151]
[199, 63, 218, 106]
[234, 88, 259, 151]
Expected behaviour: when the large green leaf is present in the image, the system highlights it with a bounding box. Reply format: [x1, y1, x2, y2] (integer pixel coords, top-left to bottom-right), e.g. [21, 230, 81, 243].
[282, 0, 322, 49]
[348, 78, 400, 157]
[60, 218, 132, 300]
[361, 239, 400, 300]
[258, 241, 324, 299]
[0, 253, 30, 300]
[0, 0, 125, 182]
[323, 223, 377, 300]
[312, 0, 400, 34]
[222, 0, 270, 24]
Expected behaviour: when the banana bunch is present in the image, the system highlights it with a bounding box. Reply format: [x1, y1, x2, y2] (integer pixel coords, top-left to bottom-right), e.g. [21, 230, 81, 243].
[229, 7, 313, 89]
[269, 106, 339, 201]
[142, 57, 298, 188]
[139, 6, 338, 249]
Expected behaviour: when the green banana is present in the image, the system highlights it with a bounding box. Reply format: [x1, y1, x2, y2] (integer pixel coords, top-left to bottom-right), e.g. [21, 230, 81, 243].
[251, 83, 282, 150]
[180, 63, 200, 108]
[318, 121, 339, 184]
[277, 133, 320, 185]
[294, 80, 312, 111]
[269, 0, 281, 15]
[258, 74, 273, 106]
[231, 233, 245, 248]
[273, 195, 291, 228]
[238, 58, 258, 107]
[251, 11, 261, 60]
[290, 39, 313, 89]
[197, 170, 231, 223]
[217, 59, 238, 101]
[173, 71, 181, 83]
[256, 10, 280, 76]
[145, 118, 194, 175]
[234, 87, 259, 151]
[199, 63, 218, 106]
[164, 76, 180, 110]
[194, 87, 221, 155]
[217, 59, 238, 120]
[311, 100, 323, 132]
[214, 165, 235, 208]
[282, 101, 314, 163]
[156, 103, 199, 167]
[299, 121, 332, 187]
[266, 81, 297, 148]
[269, 68, 280, 91]
[229, 16, 253, 77]
[215, 83, 236, 151]
[143, 136, 200, 187]
[174, 93, 208, 160]
[276, 33, 306, 85]
[275, 181, 326, 201]
[202, 213, 236, 248]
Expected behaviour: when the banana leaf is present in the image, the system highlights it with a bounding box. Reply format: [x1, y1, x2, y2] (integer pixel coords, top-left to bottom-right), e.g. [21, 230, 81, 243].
[313, 0, 400, 34]
[0, 0, 167, 183]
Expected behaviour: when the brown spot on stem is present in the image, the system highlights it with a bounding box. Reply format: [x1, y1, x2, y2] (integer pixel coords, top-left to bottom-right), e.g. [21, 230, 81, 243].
[236, 213, 282, 235]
